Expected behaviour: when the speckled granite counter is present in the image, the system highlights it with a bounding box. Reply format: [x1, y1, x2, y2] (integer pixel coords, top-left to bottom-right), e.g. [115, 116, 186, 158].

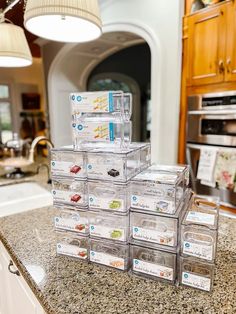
[0, 208, 235, 314]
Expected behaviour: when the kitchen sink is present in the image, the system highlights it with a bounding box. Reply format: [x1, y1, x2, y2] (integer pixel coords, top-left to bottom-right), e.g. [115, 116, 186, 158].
[0, 182, 53, 217]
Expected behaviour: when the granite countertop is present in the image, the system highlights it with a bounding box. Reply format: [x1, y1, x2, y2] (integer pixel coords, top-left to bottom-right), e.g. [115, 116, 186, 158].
[0, 208, 235, 314]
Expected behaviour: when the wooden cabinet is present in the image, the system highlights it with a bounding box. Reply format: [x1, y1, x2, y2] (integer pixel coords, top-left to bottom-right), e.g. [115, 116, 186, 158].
[187, 4, 227, 86]
[0, 242, 45, 314]
[225, 2, 236, 81]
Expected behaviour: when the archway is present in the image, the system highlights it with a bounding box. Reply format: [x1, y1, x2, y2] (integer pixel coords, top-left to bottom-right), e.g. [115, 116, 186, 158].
[48, 22, 162, 162]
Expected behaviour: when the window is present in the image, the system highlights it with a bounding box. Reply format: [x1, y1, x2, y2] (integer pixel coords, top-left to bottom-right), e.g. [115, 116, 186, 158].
[0, 84, 13, 143]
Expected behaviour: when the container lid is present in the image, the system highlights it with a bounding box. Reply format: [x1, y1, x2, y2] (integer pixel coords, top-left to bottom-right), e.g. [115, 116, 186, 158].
[132, 169, 179, 184]
[149, 164, 188, 174]
[51, 145, 88, 153]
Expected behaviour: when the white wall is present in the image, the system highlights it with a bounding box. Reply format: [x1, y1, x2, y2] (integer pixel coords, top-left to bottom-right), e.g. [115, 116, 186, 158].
[46, 0, 184, 163]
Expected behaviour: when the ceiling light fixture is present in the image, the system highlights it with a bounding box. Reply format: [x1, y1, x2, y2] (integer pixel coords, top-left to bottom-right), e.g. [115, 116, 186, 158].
[0, 0, 32, 67]
[24, 0, 102, 43]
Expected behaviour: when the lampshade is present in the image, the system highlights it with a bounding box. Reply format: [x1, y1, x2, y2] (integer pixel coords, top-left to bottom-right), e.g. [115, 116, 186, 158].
[24, 0, 102, 43]
[0, 23, 32, 67]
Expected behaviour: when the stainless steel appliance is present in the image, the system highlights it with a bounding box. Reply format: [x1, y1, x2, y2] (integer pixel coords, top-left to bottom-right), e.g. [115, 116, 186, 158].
[186, 91, 236, 207]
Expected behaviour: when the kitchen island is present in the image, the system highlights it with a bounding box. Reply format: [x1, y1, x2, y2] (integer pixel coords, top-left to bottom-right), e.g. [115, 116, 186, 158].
[0, 207, 235, 314]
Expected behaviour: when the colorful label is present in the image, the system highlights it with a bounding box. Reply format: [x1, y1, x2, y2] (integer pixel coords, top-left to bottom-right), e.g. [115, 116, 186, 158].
[57, 243, 87, 260]
[133, 259, 174, 281]
[131, 194, 174, 214]
[87, 158, 124, 179]
[71, 92, 114, 113]
[90, 225, 125, 242]
[52, 190, 84, 205]
[132, 226, 175, 246]
[186, 211, 215, 226]
[89, 195, 125, 211]
[51, 160, 84, 177]
[90, 251, 125, 270]
[182, 272, 211, 291]
[54, 215, 88, 234]
[183, 241, 213, 261]
[73, 122, 115, 142]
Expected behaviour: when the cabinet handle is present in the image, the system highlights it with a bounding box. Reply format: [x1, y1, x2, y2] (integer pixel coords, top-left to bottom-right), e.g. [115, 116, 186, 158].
[218, 60, 225, 74]
[8, 260, 20, 276]
[226, 58, 231, 73]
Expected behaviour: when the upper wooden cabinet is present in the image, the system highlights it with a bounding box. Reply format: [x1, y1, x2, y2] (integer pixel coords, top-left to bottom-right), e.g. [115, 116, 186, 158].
[185, 1, 236, 86]
[225, 2, 236, 81]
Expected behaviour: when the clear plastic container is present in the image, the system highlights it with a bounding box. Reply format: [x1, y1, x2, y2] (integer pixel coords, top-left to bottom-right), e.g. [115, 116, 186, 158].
[130, 209, 183, 250]
[54, 207, 89, 235]
[180, 224, 217, 262]
[131, 169, 184, 215]
[51, 146, 87, 179]
[179, 256, 214, 292]
[56, 231, 89, 261]
[139, 143, 151, 171]
[89, 210, 129, 243]
[86, 144, 141, 182]
[130, 245, 177, 283]
[148, 164, 190, 187]
[88, 180, 130, 213]
[52, 177, 88, 208]
[70, 91, 132, 120]
[89, 238, 130, 271]
[182, 195, 219, 230]
[72, 116, 132, 149]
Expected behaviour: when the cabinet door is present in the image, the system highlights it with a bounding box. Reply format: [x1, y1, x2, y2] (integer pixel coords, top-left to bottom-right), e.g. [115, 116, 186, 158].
[188, 5, 227, 86]
[0, 242, 45, 314]
[225, 2, 236, 81]
[0, 244, 9, 314]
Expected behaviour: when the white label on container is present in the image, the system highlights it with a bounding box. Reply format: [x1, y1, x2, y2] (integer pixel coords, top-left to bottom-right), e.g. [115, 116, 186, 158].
[87, 158, 124, 179]
[52, 190, 84, 205]
[90, 225, 125, 241]
[54, 216, 88, 233]
[182, 272, 211, 291]
[73, 122, 115, 142]
[133, 259, 173, 281]
[186, 211, 215, 226]
[132, 226, 175, 246]
[51, 160, 84, 177]
[57, 243, 87, 259]
[183, 241, 213, 261]
[89, 195, 125, 211]
[131, 195, 174, 214]
[90, 251, 125, 270]
[71, 92, 113, 113]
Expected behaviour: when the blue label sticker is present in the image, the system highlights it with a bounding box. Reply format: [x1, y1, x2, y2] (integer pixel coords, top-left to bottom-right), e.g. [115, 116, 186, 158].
[52, 161, 55, 166]
[53, 191, 56, 195]
[132, 196, 137, 201]
[55, 218, 59, 222]
[134, 227, 139, 233]
[109, 123, 114, 141]
[134, 259, 139, 265]
[185, 242, 190, 248]
[90, 225, 95, 231]
[87, 164, 92, 170]
[76, 96, 82, 102]
[184, 273, 188, 279]
[91, 251, 95, 256]
[77, 124, 83, 131]
[108, 92, 114, 112]
[71, 95, 75, 101]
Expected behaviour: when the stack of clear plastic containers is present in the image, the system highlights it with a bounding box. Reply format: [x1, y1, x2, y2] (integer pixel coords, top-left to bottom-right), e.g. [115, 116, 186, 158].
[179, 195, 219, 292]
[51, 145, 90, 261]
[129, 165, 191, 283]
[71, 91, 132, 149]
[87, 143, 151, 271]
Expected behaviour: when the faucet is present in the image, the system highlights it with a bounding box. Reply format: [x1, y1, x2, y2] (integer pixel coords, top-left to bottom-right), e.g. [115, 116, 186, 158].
[28, 136, 54, 164]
